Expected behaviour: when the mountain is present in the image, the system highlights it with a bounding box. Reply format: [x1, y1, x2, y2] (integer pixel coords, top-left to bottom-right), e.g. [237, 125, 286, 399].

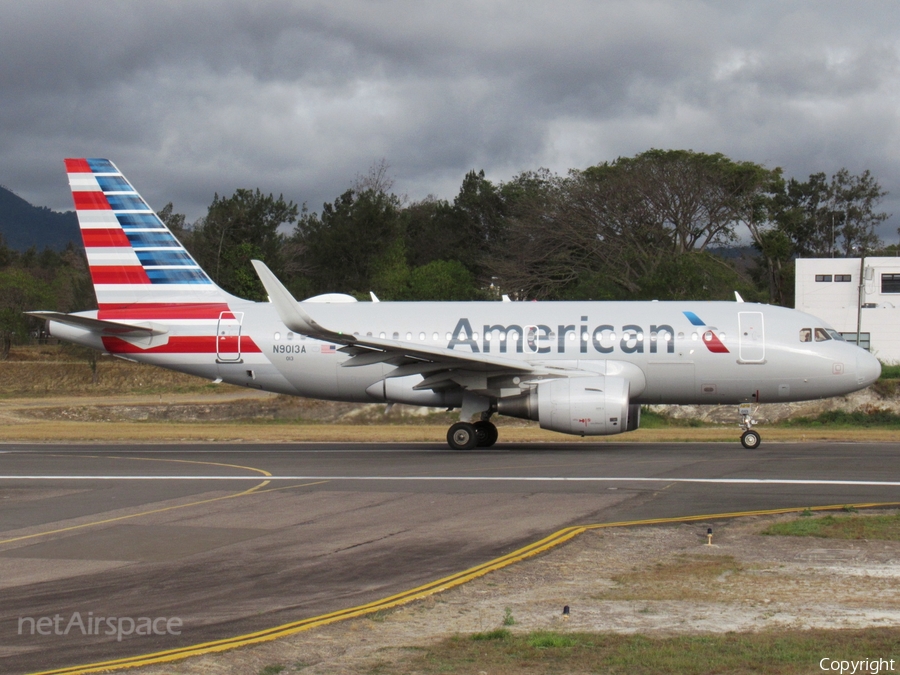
[0, 185, 80, 251]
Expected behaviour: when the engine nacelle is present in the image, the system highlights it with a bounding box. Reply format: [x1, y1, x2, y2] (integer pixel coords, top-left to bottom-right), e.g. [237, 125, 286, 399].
[497, 376, 635, 436]
[366, 374, 463, 408]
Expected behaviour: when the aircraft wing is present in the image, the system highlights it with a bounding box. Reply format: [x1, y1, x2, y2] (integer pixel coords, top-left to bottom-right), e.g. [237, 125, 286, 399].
[251, 260, 540, 388]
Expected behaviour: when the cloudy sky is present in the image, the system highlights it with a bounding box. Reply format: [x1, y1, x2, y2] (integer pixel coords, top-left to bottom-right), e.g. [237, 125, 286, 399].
[2, 1, 899, 240]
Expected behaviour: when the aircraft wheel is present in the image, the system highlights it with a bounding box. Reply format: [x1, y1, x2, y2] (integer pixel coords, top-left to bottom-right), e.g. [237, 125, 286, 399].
[740, 429, 761, 449]
[447, 422, 478, 450]
[473, 420, 499, 447]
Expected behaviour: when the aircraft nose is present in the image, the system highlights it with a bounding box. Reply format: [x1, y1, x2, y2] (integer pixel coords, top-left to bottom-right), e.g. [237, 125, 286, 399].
[855, 349, 881, 387]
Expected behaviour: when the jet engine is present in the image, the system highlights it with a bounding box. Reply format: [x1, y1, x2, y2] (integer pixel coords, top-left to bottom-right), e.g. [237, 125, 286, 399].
[497, 376, 638, 436]
[366, 374, 463, 408]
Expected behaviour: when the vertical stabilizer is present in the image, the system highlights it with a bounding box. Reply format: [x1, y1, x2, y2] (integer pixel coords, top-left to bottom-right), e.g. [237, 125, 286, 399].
[65, 158, 234, 320]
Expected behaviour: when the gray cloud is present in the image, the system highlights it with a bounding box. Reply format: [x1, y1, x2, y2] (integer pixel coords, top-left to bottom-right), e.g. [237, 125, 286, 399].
[1, 1, 898, 242]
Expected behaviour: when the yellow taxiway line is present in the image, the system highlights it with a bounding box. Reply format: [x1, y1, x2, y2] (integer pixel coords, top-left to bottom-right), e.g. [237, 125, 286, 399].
[27, 499, 900, 675]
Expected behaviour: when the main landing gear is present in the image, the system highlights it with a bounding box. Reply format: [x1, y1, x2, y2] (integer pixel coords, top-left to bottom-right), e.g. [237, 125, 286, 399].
[447, 416, 498, 450]
[739, 406, 761, 449]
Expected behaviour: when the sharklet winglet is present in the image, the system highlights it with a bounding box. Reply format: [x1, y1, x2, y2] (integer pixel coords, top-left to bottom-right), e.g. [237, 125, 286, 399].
[250, 260, 345, 342]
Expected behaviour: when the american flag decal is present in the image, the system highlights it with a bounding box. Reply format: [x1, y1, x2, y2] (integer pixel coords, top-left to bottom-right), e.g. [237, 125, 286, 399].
[322, 344, 336, 354]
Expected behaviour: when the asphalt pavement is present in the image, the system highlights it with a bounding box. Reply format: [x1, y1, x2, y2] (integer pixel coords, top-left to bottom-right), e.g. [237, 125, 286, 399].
[1, 441, 898, 674]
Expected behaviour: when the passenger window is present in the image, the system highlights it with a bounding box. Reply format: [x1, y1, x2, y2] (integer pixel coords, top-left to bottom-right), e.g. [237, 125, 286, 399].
[814, 327, 831, 342]
[799, 328, 812, 343]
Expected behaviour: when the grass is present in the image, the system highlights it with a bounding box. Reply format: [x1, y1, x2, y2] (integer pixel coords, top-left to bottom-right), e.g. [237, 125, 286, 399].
[638, 408, 707, 428]
[258, 666, 285, 675]
[879, 363, 900, 379]
[471, 628, 511, 641]
[780, 407, 900, 428]
[406, 628, 900, 675]
[762, 513, 900, 540]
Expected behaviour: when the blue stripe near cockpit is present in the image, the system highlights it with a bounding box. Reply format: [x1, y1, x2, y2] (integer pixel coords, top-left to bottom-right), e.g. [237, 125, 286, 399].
[683, 311, 705, 326]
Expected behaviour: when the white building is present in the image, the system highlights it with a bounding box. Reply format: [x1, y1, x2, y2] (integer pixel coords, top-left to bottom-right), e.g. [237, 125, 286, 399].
[795, 257, 900, 363]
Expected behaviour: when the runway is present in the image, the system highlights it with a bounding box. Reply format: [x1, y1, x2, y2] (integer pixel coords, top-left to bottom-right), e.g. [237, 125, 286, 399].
[1, 441, 899, 674]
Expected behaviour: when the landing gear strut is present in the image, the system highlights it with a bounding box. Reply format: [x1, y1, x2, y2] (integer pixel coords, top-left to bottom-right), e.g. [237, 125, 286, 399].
[739, 406, 761, 449]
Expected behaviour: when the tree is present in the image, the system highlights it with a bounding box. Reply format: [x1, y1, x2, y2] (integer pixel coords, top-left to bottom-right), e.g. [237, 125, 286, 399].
[289, 187, 404, 298]
[406, 260, 482, 300]
[190, 189, 297, 300]
[488, 152, 771, 300]
[750, 168, 890, 305]
[830, 169, 888, 256]
[403, 170, 507, 282]
[0, 268, 54, 359]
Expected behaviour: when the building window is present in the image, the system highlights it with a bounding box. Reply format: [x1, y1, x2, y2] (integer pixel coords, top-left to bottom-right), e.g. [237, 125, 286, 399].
[815, 274, 832, 282]
[840, 332, 871, 350]
[882, 274, 900, 294]
[834, 274, 851, 282]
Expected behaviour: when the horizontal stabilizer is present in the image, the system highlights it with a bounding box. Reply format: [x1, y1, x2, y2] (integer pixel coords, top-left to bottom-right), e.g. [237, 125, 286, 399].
[27, 311, 168, 337]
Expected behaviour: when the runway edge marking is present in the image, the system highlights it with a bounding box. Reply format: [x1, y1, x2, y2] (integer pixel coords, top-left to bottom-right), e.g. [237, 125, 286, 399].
[29, 500, 900, 675]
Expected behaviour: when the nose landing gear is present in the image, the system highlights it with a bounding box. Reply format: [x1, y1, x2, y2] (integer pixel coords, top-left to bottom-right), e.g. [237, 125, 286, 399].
[739, 406, 761, 449]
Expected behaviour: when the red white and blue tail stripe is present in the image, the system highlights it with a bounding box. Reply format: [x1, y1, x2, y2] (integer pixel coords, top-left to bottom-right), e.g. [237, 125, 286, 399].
[65, 158, 233, 318]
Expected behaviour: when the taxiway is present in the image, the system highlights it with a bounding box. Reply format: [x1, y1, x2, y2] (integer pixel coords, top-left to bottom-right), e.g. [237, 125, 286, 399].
[1, 441, 898, 674]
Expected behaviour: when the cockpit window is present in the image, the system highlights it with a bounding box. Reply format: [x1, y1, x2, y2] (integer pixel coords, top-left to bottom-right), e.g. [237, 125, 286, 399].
[799, 328, 812, 343]
[814, 327, 831, 342]
[826, 329, 844, 341]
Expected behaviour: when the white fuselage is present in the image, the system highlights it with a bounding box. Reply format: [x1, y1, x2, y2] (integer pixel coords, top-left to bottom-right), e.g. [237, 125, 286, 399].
[52, 300, 882, 408]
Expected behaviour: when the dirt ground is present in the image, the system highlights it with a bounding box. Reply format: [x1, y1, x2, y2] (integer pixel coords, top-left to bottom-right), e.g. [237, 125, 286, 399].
[2, 392, 899, 443]
[123, 509, 900, 675]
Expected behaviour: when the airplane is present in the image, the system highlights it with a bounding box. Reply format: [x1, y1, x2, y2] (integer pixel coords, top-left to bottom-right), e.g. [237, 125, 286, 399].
[28, 158, 882, 450]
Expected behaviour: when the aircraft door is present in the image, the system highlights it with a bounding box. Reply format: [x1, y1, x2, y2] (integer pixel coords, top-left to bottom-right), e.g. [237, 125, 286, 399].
[738, 311, 765, 363]
[216, 311, 243, 362]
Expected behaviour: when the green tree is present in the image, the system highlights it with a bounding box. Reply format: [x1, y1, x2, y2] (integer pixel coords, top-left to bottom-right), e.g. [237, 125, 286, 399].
[0, 268, 54, 359]
[406, 260, 482, 300]
[290, 187, 404, 298]
[403, 170, 507, 281]
[488, 152, 772, 300]
[750, 168, 890, 305]
[190, 189, 297, 300]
